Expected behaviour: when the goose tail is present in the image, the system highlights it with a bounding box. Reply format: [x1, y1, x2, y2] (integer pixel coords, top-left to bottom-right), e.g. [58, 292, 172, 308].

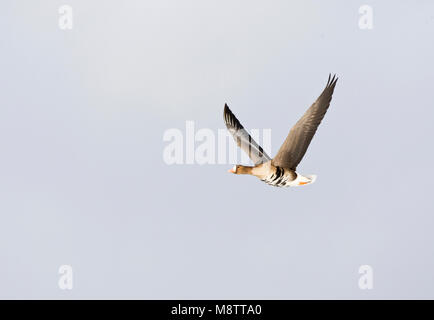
[306, 175, 317, 184]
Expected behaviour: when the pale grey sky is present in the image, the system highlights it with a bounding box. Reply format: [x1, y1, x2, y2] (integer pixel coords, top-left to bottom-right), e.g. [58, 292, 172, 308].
[1, 0, 434, 299]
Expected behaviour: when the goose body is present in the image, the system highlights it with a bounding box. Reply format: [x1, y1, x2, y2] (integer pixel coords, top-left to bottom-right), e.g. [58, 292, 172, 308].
[261, 166, 316, 187]
[224, 74, 338, 188]
[229, 161, 316, 187]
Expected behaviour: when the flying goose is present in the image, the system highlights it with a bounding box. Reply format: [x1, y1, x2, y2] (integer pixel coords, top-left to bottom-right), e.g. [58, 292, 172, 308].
[224, 74, 338, 187]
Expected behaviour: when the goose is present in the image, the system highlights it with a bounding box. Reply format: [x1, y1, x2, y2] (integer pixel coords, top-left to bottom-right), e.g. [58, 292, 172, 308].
[224, 74, 338, 187]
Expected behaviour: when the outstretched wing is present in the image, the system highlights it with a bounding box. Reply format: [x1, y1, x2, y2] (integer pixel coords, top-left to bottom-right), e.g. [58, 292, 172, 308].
[272, 74, 338, 170]
[223, 104, 271, 165]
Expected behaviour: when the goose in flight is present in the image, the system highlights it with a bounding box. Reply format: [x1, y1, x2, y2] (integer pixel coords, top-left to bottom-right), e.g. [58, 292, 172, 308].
[224, 74, 338, 187]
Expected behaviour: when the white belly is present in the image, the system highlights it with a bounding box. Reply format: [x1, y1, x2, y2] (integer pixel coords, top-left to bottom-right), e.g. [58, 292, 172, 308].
[262, 172, 317, 188]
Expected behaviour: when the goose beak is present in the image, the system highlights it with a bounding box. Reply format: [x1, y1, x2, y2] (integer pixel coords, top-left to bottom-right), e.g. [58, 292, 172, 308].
[228, 166, 236, 173]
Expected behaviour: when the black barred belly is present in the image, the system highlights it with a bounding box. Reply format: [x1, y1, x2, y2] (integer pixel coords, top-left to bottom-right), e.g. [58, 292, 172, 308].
[261, 167, 296, 188]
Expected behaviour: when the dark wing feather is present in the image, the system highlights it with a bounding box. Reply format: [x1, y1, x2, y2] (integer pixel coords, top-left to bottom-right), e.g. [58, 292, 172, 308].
[223, 104, 271, 165]
[272, 74, 338, 170]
